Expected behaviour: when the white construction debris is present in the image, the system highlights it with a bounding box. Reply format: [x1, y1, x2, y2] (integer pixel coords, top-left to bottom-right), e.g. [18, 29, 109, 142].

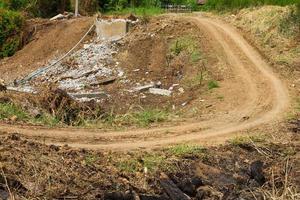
[95, 19, 128, 40]
[149, 88, 172, 96]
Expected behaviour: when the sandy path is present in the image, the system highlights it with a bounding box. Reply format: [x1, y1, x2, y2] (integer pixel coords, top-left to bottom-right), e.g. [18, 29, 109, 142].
[0, 15, 290, 150]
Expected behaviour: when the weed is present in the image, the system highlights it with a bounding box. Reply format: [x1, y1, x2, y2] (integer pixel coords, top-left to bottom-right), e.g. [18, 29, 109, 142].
[191, 50, 202, 63]
[105, 7, 164, 16]
[208, 80, 219, 90]
[117, 158, 140, 173]
[84, 154, 98, 166]
[217, 95, 224, 100]
[102, 108, 169, 127]
[117, 154, 173, 173]
[203, 0, 299, 11]
[168, 144, 206, 157]
[260, 160, 300, 200]
[0, 103, 28, 121]
[143, 155, 165, 172]
[33, 114, 60, 127]
[229, 134, 266, 146]
[170, 36, 201, 61]
[132, 109, 169, 127]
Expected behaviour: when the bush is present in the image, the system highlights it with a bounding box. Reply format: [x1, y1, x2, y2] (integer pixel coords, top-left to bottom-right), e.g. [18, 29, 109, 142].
[204, 0, 299, 11]
[0, 8, 24, 58]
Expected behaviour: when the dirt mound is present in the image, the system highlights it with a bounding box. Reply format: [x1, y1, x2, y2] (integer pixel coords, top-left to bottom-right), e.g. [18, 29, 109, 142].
[0, 17, 94, 82]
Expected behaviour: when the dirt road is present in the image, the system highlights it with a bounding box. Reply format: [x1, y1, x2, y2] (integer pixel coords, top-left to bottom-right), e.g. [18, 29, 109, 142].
[0, 15, 290, 150]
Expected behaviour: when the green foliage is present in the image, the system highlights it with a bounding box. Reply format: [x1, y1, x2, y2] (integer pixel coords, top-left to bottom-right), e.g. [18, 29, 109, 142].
[131, 109, 169, 127]
[103, 109, 169, 127]
[0, 103, 28, 121]
[204, 0, 299, 11]
[0, 8, 23, 58]
[106, 7, 164, 16]
[33, 114, 60, 127]
[170, 36, 197, 56]
[168, 144, 206, 157]
[117, 154, 169, 173]
[208, 80, 219, 90]
[229, 134, 266, 146]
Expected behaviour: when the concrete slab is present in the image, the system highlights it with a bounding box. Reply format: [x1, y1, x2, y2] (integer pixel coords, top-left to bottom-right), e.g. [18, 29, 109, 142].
[95, 19, 128, 40]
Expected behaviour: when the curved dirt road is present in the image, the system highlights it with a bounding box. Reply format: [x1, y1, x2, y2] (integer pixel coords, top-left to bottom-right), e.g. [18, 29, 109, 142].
[0, 16, 290, 150]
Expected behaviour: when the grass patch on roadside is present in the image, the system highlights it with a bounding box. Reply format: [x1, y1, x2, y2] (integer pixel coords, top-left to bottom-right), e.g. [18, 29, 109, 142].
[32, 114, 60, 127]
[0, 102, 60, 126]
[0, 101, 169, 128]
[105, 109, 170, 127]
[116, 154, 172, 173]
[0, 103, 28, 121]
[229, 134, 267, 147]
[208, 80, 219, 90]
[168, 144, 206, 157]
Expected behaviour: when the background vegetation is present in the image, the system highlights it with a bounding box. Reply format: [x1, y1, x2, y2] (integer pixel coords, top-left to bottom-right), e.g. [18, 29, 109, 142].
[0, 0, 299, 59]
[203, 0, 299, 10]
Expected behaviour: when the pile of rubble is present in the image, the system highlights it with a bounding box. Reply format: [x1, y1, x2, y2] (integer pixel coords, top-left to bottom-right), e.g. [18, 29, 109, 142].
[7, 17, 187, 105]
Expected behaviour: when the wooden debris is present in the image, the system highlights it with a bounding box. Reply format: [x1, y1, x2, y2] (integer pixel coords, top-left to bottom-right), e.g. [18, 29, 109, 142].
[159, 173, 191, 200]
[90, 77, 117, 86]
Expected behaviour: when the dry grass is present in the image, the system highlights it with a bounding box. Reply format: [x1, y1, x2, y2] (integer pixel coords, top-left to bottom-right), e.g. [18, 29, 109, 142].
[260, 159, 300, 200]
[228, 6, 300, 67]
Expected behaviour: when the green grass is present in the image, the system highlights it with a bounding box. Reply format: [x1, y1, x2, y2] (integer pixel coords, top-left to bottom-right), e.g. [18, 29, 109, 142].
[117, 154, 168, 173]
[208, 80, 219, 90]
[84, 154, 99, 166]
[0, 102, 60, 126]
[105, 109, 169, 127]
[170, 36, 201, 59]
[105, 7, 164, 16]
[0, 103, 28, 121]
[229, 134, 267, 146]
[168, 144, 206, 157]
[204, 0, 299, 11]
[33, 114, 60, 127]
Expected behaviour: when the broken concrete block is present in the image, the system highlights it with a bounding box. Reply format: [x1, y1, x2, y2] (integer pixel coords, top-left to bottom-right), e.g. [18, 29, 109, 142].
[133, 83, 155, 92]
[50, 14, 65, 21]
[95, 19, 128, 40]
[149, 88, 172, 96]
[69, 92, 108, 99]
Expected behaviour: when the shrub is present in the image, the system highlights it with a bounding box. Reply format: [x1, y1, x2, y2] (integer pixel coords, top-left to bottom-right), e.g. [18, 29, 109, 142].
[0, 8, 24, 58]
[204, 0, 299, 11]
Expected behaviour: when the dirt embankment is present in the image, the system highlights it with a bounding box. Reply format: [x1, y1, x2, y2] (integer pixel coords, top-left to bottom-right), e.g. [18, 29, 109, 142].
[0, 17, 94, 82]
[224, 6, 300, 82]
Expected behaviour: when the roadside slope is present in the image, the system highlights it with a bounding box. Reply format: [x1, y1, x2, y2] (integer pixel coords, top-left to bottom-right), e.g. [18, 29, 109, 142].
[0, 17, 93, 82]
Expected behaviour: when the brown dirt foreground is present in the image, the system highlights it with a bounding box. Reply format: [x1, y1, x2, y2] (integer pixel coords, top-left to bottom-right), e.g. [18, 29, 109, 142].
[0, 123, 299, 199]
[0, 14, 291, 150]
